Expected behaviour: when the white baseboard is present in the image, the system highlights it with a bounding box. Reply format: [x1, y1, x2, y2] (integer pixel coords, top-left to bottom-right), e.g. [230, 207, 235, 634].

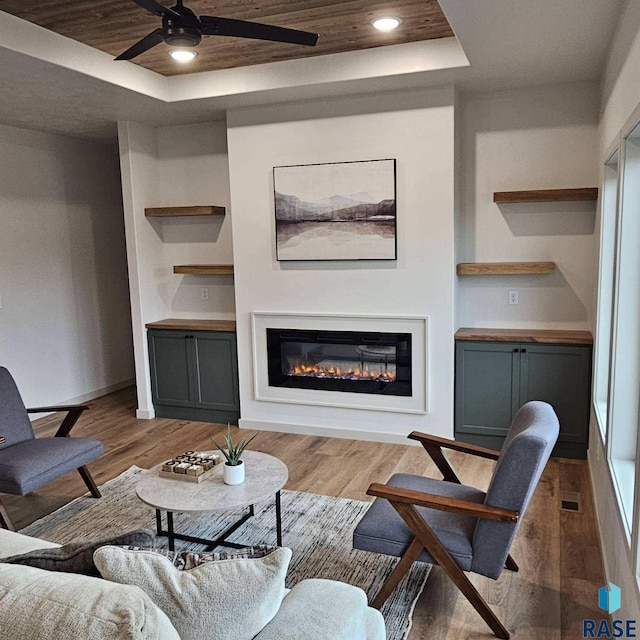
[238, 418, 420, 446]
[587, 446, 611, 587]
[29, 378, 135, 420]
[65, 378, 135, 405]
[136, 408, 155, 420]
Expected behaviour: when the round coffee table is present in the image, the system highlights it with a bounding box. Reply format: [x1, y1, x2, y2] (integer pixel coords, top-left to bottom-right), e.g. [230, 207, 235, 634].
[136, 450, 288, 551]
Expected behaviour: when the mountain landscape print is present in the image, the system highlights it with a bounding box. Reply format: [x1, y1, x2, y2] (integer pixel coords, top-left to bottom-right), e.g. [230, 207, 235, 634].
[274, 159, 396, 261]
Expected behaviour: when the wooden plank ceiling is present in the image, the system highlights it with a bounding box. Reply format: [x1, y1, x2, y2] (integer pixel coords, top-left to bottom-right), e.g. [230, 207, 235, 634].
[0, 0, 454, 76]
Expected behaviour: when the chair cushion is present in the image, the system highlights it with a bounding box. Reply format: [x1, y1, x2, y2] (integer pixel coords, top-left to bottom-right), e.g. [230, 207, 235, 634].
[0, 437, 104, 495]
[353, 474, 485, 571]
[473, 401, 559, 579]
[0, 368, 34, 451]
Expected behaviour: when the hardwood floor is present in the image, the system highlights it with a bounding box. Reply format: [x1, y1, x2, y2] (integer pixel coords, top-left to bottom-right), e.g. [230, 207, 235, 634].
[5, 386, 605, 639]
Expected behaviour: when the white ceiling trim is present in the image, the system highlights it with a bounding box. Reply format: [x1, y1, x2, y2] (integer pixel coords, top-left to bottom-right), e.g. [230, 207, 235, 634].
[166, 38, 468, 102]
[0, 10, 168, 99]
[0, 9, 468, 106]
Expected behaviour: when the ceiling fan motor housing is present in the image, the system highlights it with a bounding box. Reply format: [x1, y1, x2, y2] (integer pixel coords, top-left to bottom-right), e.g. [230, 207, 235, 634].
[115, 0, 319, 61]
[162, 12, 202, 47]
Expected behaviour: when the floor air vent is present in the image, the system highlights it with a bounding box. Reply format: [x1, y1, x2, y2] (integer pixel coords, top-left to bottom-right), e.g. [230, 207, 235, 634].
[560, 491, 582, 512]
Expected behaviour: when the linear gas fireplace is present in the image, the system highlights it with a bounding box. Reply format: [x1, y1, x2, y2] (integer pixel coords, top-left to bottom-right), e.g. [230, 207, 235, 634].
[266, 328, 412, 396]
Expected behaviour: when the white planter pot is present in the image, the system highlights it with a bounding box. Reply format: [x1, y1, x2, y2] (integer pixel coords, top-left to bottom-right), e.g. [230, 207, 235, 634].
[223, 460, 245, 485]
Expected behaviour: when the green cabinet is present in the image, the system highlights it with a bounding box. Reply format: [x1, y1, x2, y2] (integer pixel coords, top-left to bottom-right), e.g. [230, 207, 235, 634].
[148, 329, 240, 424]
[455, 341, 591, 458]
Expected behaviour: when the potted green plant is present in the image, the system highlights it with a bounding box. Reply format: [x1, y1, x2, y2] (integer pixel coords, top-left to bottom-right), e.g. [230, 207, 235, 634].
[211, 426, 256, 485]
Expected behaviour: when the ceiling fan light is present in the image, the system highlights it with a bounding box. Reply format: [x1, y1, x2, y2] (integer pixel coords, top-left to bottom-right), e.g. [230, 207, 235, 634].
[170, 49, 197, 62]
[372, 17, 402, 32]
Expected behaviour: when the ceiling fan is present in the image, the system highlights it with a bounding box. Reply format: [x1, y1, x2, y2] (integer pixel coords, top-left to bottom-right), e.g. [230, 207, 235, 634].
[116, 0, 319, 61]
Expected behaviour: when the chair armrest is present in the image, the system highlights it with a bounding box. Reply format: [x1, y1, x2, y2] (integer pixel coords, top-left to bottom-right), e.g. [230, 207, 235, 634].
[26, 404, 93, 414]
[27, 404, 93, 438]
[408, 431, 501, 460]
[367, 482, 518, 523]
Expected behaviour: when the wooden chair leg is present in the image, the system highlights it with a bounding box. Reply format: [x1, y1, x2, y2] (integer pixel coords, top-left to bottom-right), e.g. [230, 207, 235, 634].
[372, 537, 424, 609]
[392, 501, 510, 639]
[78, 466, 101, 498]
[0, 496, 15, 531]
[505, 554, 519, 572]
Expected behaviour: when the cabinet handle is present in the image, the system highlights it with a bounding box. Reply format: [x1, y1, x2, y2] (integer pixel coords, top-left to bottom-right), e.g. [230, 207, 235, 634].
[521, 348, 527, 353]
[513, 348, 519, 353]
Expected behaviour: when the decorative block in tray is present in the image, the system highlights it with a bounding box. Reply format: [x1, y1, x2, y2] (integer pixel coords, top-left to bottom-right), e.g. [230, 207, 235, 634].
[159, 451, 222, 483]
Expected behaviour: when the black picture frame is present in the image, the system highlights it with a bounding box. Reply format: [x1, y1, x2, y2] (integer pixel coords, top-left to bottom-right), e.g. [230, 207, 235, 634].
[273, 159, 397, 262]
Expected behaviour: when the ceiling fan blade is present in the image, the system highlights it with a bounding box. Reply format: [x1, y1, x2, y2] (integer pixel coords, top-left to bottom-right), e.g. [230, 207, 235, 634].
[115, 28, 164, 60]
[200, 16, 319, 47]
[129, 0, 180, 17]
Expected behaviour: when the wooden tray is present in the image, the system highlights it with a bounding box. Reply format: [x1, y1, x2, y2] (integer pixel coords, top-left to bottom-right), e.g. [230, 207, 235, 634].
[158, 465, 220, 484]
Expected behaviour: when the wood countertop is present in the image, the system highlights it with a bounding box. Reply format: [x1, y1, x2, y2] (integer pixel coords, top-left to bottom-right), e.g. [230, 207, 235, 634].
[146, 318, 237, 332]
[455, 328, 593, 345]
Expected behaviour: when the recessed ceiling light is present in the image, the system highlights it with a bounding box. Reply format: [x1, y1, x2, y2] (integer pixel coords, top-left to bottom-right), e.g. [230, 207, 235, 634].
[170, 49, 198, 62]
[372, 17, 402, 32]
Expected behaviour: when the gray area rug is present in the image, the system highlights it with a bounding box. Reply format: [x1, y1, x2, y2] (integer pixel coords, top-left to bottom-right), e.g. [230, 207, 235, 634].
[21, 466, 430, 640]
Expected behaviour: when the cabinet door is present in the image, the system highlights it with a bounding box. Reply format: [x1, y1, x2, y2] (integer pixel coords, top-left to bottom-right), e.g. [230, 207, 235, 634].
[519, 344, 591, 446]
[192, 332, 240, 413]
[148, 330, 195, 407]
[455, 342, 521, 439]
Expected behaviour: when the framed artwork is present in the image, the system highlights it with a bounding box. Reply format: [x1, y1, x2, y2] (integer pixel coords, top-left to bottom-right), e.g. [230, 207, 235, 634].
[273, 159, 397, 261]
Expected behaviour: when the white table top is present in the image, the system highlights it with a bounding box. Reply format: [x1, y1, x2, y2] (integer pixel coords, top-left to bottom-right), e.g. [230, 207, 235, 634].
[136, 450, 289, 514]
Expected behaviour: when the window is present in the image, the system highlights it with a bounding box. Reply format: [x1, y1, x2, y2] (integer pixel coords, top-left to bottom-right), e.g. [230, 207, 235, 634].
[593, 150, 619, 439]
[608, 123, 640, 537]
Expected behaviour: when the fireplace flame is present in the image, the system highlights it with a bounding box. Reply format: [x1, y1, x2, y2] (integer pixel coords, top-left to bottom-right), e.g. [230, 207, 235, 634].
[287, 362, 396, 382]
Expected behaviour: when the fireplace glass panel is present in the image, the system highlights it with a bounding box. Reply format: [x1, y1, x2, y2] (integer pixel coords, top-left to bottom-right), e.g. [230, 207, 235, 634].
[267, 329, 412, 396]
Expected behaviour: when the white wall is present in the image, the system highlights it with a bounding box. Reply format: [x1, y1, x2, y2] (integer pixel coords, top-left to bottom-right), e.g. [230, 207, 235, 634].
[156, 123, 235, 321]
[227, 88, 456, 442]
[456, 83, 599, 329]
[118, 121, 163, 418]
[118, 120, 233, 417]
[600, 0, 640, 151]
[589, 0, 640, 620]
[0, 123, 133, 407]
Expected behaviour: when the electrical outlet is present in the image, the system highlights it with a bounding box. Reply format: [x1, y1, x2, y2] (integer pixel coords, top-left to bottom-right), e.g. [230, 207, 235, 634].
[508, 290, 519, 305]
[201, 288, 209, 301]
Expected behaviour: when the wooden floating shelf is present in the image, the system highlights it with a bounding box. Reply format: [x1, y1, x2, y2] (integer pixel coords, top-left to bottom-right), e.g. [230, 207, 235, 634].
[145, 206, 226, 217]
[173, 265, 234, 275]
[146, 318, 237, 332]
[455, 327, 593, 345]
[457, 262, 556, 276]
[493, 188, 598, 204]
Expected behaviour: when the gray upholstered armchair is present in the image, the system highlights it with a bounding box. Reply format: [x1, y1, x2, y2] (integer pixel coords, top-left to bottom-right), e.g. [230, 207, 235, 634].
[353, 401, 559, 639]
[0, 367, 104, 531]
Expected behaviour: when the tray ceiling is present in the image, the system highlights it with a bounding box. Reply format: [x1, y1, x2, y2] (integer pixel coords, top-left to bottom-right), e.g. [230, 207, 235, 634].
[0, 0, 454, 76]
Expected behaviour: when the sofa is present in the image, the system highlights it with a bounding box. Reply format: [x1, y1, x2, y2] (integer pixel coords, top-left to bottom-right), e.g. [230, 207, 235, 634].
[0, 528, 385, 640]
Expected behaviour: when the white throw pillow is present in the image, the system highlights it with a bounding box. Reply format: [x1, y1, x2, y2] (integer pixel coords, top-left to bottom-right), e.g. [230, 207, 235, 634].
[94, 545, 292, 640]
[0, 562, 180, 640]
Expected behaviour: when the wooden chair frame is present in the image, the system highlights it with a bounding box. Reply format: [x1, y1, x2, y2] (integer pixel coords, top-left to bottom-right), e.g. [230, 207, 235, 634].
[0, 403, 100, 532]
[366, 431, 520, 639]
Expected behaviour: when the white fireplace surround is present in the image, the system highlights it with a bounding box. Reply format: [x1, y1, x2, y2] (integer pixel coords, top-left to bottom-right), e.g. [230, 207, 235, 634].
[250, 312, 429, 414]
